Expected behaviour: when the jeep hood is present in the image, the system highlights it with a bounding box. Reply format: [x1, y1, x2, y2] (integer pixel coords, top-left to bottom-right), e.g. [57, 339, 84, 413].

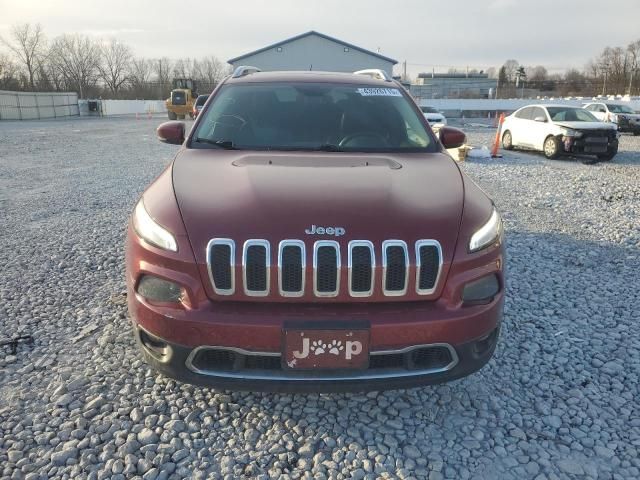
[172, 150, 464, 266]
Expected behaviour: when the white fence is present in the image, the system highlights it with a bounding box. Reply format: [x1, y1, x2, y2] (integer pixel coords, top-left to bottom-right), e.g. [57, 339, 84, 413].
[0, 90, 79, 120]
[78, 99, 167, 116]
[418, 97, 640, 117]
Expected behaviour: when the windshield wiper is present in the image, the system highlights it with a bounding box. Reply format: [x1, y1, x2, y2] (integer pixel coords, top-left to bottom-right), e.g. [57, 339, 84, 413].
[193, 138, 238, 150]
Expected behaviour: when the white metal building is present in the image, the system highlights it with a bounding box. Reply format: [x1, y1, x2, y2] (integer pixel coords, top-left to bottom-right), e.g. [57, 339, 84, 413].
[227, 31, 397, 76]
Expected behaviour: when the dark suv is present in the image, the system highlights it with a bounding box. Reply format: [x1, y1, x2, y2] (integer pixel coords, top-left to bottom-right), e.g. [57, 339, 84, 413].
[126, 67, 505, 392]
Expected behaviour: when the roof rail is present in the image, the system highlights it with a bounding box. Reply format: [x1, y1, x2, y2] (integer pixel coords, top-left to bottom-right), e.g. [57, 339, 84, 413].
[232, 66, 261, 78]
[353, 69, 392, 82]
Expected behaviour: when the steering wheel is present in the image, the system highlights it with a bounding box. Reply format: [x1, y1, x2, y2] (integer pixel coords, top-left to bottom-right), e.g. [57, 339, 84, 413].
[209, 114, 248, 139]
[338, 132, 390, 148]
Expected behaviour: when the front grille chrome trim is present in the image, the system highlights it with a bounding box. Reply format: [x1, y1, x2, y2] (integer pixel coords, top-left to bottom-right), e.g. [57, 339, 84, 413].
[278, 240, 306, 297]
[313, 240, 340, 297]
[242, 239, 270, 297]
[382, 240, 409, 296]
[206, 238, 444, 299]
[348, 240, 375, 297]
[415, 240, 443, 295]
[206, 238, 235, 296]
[185, 343, 459, 380]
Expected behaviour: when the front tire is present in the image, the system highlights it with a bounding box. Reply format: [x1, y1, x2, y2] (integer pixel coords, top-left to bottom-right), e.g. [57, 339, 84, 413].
[543, 136, 560, 159]
[167, 111, 177, 120]
[502, 131, 513, 150]
[597, 145, 618, 162]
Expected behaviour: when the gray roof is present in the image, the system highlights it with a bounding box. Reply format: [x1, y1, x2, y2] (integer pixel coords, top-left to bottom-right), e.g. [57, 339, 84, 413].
[227, 30, 398, 65]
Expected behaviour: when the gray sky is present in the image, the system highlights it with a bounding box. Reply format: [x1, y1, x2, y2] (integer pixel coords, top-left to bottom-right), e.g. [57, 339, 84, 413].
[1, 0, 639, 77]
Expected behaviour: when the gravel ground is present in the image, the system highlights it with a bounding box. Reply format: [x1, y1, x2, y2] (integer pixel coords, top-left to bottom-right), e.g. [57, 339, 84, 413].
[1, 116, 639, 480]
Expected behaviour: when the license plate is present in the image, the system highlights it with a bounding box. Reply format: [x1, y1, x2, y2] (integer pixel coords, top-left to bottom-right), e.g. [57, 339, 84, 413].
[282, 322, 370, 370]
[585, 146, 607, 153]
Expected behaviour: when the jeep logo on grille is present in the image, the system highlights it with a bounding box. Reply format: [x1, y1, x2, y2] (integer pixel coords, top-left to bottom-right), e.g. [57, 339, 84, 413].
[305, 224, 346, 236]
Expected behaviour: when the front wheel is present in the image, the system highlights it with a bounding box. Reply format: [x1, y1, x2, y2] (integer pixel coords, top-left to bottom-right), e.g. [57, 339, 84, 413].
[167, 111, 177, 120]
[597, 145, 618, 161]
[543, 136, 560, 159]
[502, 130, 513, 150]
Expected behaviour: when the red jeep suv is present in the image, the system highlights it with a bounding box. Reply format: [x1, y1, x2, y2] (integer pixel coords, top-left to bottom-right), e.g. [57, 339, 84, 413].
[126, 67, 504, 392]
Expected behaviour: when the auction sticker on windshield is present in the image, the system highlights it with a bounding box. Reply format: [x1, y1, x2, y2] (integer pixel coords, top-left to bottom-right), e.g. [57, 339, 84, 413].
[356, 87, 402, 97]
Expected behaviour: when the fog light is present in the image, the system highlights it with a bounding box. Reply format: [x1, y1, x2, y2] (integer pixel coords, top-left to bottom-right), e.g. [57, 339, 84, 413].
[462, 274, 500, 304]
[137, 275, 183, 303]
[139, 329, 169, 359]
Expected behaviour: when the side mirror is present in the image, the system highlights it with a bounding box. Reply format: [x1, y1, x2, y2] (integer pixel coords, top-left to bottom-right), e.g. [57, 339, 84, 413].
[157, 121, 185, 145]
[534, 116, 547, 122]
[438, 126, 466, 149]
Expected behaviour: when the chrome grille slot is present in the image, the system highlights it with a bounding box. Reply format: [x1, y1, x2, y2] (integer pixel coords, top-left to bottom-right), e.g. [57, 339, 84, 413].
[206, 239, 235, 295]
[416, 240, 442, 295]
[314, 241, 340, 297]
[243, 240, 270, 296]
[348, 240, 374, 297]
[278, 240, 305, 297]
[383, 240, 409, 296]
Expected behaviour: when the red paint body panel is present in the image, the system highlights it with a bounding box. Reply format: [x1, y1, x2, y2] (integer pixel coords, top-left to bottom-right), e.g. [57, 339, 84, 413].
[171, 150, 464, 303]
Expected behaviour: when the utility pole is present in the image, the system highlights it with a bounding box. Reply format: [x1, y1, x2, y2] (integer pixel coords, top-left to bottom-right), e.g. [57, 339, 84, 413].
[403, 60, 407, 82]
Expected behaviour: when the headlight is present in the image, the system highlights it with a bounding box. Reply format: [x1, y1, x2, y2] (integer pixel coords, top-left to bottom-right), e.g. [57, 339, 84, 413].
[560, 128, 583, 138]
[469, 208, 502, 253]
[133, 199, 178, 252]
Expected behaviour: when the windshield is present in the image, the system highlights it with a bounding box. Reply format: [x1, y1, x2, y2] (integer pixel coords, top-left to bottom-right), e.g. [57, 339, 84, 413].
[171, 91, 186, 105]
[195, 95, 209, 107]
[547, 107, 598, 122]
[420, 106, 439, 113]
[192, 82, 434, 152]
[607, 104, 635, 114]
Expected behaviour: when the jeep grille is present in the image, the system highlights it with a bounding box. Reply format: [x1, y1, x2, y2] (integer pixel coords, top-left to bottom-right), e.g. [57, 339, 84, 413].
[206, 239, 442, 299]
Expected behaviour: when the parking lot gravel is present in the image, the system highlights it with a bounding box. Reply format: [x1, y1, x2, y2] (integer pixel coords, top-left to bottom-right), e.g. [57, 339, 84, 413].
[1, 116, 639, 480]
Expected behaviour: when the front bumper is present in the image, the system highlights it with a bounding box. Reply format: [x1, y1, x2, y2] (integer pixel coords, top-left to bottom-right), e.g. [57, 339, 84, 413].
[132, 322, 501, 392]
[562, 133, 618, 155]
[616, 117, 640, 133]
[126, 220, 504, 392]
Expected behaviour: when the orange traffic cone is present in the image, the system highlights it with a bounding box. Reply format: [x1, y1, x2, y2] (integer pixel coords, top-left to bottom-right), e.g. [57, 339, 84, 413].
[491, 113, 505, 158]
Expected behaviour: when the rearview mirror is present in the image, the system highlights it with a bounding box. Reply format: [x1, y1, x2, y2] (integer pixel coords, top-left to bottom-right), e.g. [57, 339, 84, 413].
[438, 126, 466, 149]
[534, 116, 547, 123]
[157, 121, 185, 145]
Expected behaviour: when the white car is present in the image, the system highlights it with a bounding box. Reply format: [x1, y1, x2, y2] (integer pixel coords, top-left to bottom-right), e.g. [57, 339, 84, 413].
[583, 102, 640, 135]
[501, 104, 619, 162]
[420, 106, 447, 127]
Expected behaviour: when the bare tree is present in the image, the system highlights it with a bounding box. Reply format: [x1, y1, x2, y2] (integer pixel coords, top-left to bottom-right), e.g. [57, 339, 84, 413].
[98, 39, 132, 96]
[195, 55, 226, 92]
[0, 23, 47, 90]
[128, 57, 152, 97]
[49, 34, 101, 98]
[529, 66, 548, 83]
[172, 58, 195, 79]
[153, 57, 173, 98]
[502, 59, 519, 83]
[627, 39, 640, 94]
[0, 52, 20, 89]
